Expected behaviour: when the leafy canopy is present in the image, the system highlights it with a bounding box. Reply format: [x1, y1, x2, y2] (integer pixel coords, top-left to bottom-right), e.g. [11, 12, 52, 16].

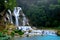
[5, 0, 17, 11]
[0, 0, 17, 12]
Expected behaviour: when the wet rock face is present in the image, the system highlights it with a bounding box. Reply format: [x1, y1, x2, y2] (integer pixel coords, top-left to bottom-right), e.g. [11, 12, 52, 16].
[57, 31, 60, 36]
[5, 7, 29, 26]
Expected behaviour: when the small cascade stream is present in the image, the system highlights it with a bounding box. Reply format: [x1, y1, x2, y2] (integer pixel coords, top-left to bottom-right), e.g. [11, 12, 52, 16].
[22, 13, 29, 26]
[22, 13, 26, 26]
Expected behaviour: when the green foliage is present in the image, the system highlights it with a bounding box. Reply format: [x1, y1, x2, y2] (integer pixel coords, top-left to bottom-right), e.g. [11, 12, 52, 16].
[17, 30, 24, 35]
[3, 30, 8, 33]
[49, 4, 60, 10]
[58, 0, 60, 4]
[0, 0, 5, 12]
[23, 4, 60, 28]
[14, 30, 24, 35]
[0, 32, 10, 40]
[0, 32, 4, 37]
[11, 31, 15, 37]
[17, 0, 60, 28]
[0, 0, 17, 12]
[14, 29, 19, 33]
[5, 0, 17, 11]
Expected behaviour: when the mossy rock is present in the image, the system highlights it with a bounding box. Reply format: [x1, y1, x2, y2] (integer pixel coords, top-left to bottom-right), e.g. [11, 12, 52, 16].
[5, 23, 16, 35]
[0, 19, 6, 31]
[0, 24, 6, 31]
[6, 23, 16, 30]
[57, 30, 60, 36]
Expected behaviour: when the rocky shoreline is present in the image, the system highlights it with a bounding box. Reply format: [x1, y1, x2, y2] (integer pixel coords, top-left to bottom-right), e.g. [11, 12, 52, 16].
[16, 26, 58, 37]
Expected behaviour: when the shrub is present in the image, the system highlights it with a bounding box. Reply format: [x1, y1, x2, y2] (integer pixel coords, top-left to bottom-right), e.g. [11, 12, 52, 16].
[14, 30, 24, 35]
[10, 31, 15, 37]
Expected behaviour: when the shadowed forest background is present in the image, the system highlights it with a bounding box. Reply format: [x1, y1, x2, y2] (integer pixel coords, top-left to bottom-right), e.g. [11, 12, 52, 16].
[17, 0, 60, 28]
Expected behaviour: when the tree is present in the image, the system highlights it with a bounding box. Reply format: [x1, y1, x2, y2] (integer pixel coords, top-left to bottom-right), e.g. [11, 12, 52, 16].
[58, 0, 60, 4]
[0, 0, 5, 12]
[0, 0, 17, 13]
[5, 0, 17, 11]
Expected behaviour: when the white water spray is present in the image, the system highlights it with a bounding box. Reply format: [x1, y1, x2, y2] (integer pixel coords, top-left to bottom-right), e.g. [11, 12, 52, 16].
[22, 13, 29, 26]
[13, 7, 21, 26]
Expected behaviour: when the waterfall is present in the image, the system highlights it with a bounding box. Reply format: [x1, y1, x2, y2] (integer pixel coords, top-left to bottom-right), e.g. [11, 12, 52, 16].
[5, 7, 29, 27]
[13, 7, 29, 26]
[13, 7, 21, 26]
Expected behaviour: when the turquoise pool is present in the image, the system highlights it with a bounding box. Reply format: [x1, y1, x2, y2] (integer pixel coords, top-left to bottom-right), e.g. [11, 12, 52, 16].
[14, 35, 60, 40]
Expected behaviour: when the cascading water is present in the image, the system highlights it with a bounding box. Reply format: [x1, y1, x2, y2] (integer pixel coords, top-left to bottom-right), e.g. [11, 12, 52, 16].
[5, 7, 29, 26]
[42, 30, 56, 35]
[13, 7, 21, 26]
[22, 13, 29, 26]
[8, 10, 13, 24]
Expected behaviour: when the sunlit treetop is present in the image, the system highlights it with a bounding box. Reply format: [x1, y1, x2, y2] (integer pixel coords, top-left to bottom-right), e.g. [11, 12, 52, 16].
[0, 0, 17, 12]
[58, 0, 60, 4]
[5, 0, 17, 11]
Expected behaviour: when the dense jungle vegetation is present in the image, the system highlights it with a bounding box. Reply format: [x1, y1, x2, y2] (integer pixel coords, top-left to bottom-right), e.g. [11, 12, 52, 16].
[17, 0, 60, 28]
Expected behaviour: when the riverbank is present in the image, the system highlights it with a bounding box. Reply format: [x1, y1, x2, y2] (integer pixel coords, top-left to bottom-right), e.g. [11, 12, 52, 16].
[17, 26, 60, 37]
[37, 27, 60, 31]
[0, 23, 60, 39]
